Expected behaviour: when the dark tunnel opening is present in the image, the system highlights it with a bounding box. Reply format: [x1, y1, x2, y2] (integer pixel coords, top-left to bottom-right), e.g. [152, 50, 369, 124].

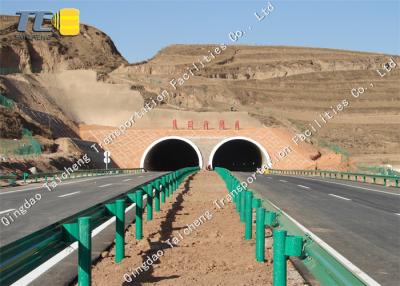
[212, 139, 262, 172]
[143, 139, 200, 171]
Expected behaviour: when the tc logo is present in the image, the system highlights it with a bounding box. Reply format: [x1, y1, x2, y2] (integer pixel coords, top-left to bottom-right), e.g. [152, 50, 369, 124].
[16, 8, 80, 36]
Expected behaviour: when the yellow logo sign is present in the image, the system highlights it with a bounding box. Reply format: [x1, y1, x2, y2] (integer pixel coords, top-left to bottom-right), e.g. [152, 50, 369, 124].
[51, 8, 80, 36]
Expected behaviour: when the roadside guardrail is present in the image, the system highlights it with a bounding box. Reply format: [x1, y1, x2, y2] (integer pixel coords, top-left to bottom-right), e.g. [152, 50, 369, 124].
[270, 169, 399, 188]
[215, 167, 377, 286]
[0, 166, 199, 285]
[0, 168, 144, 187]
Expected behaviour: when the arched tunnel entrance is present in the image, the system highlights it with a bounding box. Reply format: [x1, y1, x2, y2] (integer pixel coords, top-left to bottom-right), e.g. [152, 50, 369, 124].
[209, 137, 272, 172]
[141, 136, 203, 171]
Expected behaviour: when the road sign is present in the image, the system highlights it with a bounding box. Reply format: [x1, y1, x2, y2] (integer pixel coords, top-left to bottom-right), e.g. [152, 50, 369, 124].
[104, 151, 111, 169]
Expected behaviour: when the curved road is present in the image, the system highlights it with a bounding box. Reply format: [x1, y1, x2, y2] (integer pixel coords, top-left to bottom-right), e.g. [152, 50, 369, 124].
[234, 172, 400, 286]
[0, 172, 166, 246]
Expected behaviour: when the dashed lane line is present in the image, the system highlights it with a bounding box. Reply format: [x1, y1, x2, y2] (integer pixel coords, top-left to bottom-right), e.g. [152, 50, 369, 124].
[279, 179, 288, 183]
[297, 184, 310, 189]
[98, 183, 112, 188]
[329, 194, 351, 201]
[58, 191, 81, 198]
[123, 179, 132, 182]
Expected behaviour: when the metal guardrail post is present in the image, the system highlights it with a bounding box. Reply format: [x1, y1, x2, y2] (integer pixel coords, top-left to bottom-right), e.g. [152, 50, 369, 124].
[146, 184, 153, 221]
[78, 217, 91, 286]
[115, 199, 125, 263]
[154, 181, 160, 212]
[161, 180, 166, 203]
[240, 190, 246, 223]
[245, 191, 254, 240]
[273, 229, 303, 286]
[256, 207, 266, 262]
[136, 189, 143, 240]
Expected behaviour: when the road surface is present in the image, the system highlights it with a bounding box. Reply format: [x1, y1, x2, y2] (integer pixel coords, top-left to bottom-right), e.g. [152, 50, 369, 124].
[0, 171, 166, 246]
[234, 172, 400, 286]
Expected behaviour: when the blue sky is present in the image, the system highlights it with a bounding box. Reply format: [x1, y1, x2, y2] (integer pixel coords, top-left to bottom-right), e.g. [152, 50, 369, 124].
[1, 0, 399, 63]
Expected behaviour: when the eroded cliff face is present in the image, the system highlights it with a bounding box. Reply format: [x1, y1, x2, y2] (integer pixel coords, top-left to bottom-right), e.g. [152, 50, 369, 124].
[0, 16, 127, 74]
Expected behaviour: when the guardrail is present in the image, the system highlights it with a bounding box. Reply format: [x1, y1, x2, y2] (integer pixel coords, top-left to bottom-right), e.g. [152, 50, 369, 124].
[0, 168, 144, 187]
[271, 169, 399, 188]
[0, 166, 199, 285]
[215, 167, 376, 286]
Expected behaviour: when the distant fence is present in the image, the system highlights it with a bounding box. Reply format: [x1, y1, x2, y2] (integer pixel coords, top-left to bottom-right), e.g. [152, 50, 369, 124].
[0, 94, 14, 109]
[271, 169, 399, 188]
[0, 129, 42, 157]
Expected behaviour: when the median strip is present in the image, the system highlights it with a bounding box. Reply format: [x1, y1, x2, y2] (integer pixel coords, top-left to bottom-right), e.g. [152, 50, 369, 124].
[329, 194, 351, 201]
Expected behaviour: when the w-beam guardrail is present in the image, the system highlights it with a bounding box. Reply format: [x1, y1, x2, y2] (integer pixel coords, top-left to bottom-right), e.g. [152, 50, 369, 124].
[0, 167, 199, 285]
[0, 168, 144, 187]
[271, 169, 399, 188]
[215, 167, 373, 286]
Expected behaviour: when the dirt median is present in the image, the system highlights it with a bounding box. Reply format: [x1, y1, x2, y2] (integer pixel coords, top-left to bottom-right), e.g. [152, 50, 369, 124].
[90, 171, 306, 286]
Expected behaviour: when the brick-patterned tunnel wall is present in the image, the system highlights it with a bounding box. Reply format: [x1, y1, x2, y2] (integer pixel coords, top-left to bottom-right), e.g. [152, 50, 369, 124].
[80, 126, 317, 170]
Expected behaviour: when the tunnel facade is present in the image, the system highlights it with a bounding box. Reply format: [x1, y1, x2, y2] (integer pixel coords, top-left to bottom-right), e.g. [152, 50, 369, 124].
[208, 136, 272, 172]
[140, 136, 203, 171]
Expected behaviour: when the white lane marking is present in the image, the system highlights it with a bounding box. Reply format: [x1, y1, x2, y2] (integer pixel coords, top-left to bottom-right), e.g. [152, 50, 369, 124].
[395, 213, 400, 216]
[279, 179, 288, 183]
[297, 184, 310, 189]
[329, 194, 351, 201]
[98, 183, 112, 188]
[139, 176, 143, 178]
[297, 176, 400, 196]
[58, 191, 80, 198]
[266, 200, 380, 286]
[0, 208, 15, 215]
[266, 177, 273, 180]
[123, 178, 132, 182]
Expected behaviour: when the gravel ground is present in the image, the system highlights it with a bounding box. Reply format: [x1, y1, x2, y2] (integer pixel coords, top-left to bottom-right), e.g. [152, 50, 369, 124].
[90, 171, 306, 286]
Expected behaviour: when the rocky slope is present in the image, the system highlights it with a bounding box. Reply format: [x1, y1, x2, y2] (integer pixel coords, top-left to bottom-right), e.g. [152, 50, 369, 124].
[0, 16, 126, 74]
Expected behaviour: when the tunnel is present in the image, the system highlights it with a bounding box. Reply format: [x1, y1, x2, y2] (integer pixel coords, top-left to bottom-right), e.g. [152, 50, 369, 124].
[209, 137, 272, 172]
[141, 136, 203, 171]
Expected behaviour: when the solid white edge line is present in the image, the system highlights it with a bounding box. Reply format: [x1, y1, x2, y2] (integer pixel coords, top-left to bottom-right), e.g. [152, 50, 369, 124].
[0, 208, 15, 215]
[11, 198, 139, 286]
[329, 194, 351, 201]
[298, 176, 400, 196]
[267, 200, 380, 286]
[58, 191, 80, 198]
[297, 184, 310, 189]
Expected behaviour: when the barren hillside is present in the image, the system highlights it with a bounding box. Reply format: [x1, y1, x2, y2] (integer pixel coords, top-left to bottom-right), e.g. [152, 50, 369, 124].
[1, 15, 399, 171]
[110, 45, 400, 168]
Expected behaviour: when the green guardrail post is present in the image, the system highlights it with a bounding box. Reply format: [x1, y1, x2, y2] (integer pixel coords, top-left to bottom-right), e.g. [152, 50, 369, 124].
[23, 172, 29, 184]
[236, 187, 241, 213]
[373, 177, 376, 184]
[245, 191, 254, 240]
[396, 179, 399, 188]
[115, 199, 125, 263]
[154, 181, 160, 212]
[383, 178, 387, 186]
[161, 180, 166, 203]
[146, 184, 153, 221]
[136, 189, 143, 240]
[240, 190, 246, 222]
[78, 217, 91, 286]
[273, 229, 303, 286]
[256, 207, 266, 262]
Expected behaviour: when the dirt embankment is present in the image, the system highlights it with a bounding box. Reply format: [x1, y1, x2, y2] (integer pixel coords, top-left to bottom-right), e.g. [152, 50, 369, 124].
[90, 171, 306, 286]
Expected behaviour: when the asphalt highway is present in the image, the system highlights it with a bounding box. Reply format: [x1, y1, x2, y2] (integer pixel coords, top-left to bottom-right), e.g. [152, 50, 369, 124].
[0, 171, 166, 246]
[234, 172, 400, 286]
